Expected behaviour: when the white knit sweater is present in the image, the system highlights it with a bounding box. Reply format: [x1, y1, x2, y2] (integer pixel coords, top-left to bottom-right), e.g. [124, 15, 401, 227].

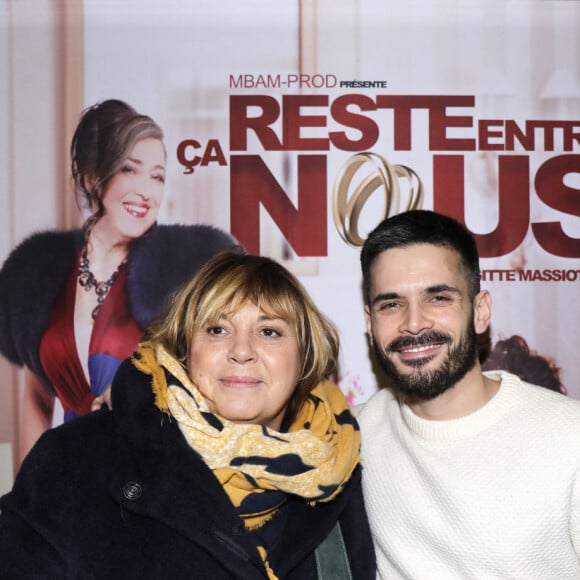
[355, 371, 580, 579]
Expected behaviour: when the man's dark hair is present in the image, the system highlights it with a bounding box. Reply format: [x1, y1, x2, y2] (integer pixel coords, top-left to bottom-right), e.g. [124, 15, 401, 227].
[361, 210, 481, 304]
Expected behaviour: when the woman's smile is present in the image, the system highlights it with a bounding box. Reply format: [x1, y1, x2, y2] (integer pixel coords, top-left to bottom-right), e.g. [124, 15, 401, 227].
[122, 201, 150, 218]
[220, 375, 263, 388]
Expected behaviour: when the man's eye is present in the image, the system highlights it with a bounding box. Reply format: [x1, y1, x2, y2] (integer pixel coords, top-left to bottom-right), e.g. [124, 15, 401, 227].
[431, 295, 451, 303]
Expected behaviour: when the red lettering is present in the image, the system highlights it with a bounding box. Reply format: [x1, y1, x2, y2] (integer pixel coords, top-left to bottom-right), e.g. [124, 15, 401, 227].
[478, 120, 504, 151]
[230, 154, 327, 256]
[201, 139, 227, 166]
[427, 96, 475, 151]
[283, 95, 329, 150]
[374, 95, 476, 151]
[565, 123, 580, 151]
[329, 95, 379, 151]
[504, 120, 536, 151]
[176, 140, 201, 174]
[433, 155, 530, 257]
[374, 95, 416, 150]
[532, 154, 580, 257]
[229, 96, 283, 151]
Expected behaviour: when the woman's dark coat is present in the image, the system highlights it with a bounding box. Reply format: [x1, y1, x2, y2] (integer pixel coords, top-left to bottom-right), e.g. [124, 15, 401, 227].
[0, 359, 376, 579]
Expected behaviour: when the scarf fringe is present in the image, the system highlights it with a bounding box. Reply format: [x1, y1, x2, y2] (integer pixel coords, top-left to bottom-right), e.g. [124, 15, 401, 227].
[132, 346, 171, 413]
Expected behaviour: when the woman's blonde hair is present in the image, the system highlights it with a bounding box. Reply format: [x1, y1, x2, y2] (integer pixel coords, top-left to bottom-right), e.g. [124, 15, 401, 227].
[143, 248, 340, 425]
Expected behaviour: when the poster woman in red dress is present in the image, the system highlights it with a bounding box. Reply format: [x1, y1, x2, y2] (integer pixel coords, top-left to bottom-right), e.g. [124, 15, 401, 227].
[0, 99, 235, 462]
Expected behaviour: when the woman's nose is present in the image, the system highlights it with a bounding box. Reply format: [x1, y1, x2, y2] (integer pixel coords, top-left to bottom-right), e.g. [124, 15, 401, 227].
[135, 174, 161, 201]
[227, 333, 257, 363]
[135, 183, 151, 201]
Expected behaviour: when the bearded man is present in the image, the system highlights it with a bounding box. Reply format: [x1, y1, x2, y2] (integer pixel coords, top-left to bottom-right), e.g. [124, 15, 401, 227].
[355, 209, 580, 579]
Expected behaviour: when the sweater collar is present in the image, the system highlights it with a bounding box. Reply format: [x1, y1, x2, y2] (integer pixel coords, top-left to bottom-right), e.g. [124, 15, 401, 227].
[400, 371, 521, 441]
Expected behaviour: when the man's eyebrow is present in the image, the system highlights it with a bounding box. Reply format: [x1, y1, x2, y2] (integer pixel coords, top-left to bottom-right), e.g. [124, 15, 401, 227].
[426, 284, 462, 295]
[371, 285, 462, 307]
[370, 292, 401, 307]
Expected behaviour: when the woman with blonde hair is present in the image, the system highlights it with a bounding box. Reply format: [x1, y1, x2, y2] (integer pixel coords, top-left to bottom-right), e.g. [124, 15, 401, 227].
[0, 249, 375, 579]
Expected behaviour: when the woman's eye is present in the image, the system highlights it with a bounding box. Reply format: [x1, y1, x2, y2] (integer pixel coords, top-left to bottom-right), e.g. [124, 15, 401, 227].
[120, 164, 135, 174]
[260, 327, 281, 338]
[152, 173, 165, 183]
[206, 326, 225, 336]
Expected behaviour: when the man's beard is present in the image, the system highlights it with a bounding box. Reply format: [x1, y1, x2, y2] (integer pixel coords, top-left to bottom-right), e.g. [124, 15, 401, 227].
[372, 322, 478, 401]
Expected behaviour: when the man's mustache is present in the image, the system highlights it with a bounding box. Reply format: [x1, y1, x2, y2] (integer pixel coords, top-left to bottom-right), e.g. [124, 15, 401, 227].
[387, 332, 452, 353]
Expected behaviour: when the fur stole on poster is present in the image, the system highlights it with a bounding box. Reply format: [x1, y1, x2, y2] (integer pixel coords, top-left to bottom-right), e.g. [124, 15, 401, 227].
[0, 224, 235, 392]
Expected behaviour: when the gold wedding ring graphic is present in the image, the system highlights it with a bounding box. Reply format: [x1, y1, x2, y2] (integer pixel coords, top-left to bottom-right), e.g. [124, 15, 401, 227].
[332, 152, 424, 246]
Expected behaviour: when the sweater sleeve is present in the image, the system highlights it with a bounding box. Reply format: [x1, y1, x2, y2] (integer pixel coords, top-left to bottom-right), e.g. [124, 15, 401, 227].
[571, 468, 580, 562]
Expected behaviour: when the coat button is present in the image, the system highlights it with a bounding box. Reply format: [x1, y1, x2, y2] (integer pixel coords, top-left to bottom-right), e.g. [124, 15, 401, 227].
[123, 482, 143, 500]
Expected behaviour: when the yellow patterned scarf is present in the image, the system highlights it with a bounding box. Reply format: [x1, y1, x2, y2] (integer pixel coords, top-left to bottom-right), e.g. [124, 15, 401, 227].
[131, 344, 361, 578]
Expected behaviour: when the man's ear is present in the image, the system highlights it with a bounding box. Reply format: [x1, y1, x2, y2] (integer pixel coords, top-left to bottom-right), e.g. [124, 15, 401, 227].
[364, 305, 374, 346]
[473, 290, 491, 334]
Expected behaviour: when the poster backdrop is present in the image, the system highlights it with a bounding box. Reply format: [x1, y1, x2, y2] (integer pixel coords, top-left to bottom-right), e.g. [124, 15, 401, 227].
[78, 0, 579, 402]
[1, 0, 578, 435]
